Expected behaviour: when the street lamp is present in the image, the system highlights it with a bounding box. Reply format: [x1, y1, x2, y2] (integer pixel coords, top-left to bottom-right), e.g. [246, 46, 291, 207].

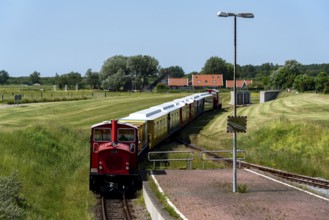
[217, 11, 254, 193]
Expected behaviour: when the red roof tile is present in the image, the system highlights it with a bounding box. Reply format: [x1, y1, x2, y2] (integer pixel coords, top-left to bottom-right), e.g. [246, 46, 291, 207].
[192, 74, 223, 87]
[226, 80, 253, 88]
[168, 78, 189, 86]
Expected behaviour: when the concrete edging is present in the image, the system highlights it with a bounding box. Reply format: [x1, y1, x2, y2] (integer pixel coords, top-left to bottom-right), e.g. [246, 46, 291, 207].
[142, 180, 175, 220]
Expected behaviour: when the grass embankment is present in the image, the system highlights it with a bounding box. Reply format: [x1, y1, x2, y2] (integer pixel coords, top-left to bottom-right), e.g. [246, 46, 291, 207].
[0, 123, 92, 219]
[0, 92, 189, 219]
[242, 118, 329, 178]
[180, 93, 329, 179]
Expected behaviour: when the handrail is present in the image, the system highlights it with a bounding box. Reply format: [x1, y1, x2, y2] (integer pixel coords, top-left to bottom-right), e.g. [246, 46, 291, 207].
[148, 151, 194, 170]
[200, 149, 246, 169]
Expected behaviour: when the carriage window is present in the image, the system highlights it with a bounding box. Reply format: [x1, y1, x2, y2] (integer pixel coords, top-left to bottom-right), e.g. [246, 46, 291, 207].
[118, 129, 135, 142]
[94, 128, 111, 141]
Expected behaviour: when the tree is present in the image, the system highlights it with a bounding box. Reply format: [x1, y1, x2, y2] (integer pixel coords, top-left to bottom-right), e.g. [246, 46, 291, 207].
[185, 71, 198, 80]
[0, 70, 9, 84]
[85, 69, 100, 89]
[255, 63, 278, 89]
[56, 72, 82, 89]
[315, 72, 329, 93]
[99, 55, 128, 81]
[160, 66, 185, 78]
[201, 56, 233, 83]
[239, 65, 256, 79]
[293, 75, 314, 92]
[102, 69, 126, 91]
[127, 55, 159, 90]
[270, 60, 304, 89]
[324, 82, 329, 94]
[303, 63, 329, 77]
[30, 71, 41, 84]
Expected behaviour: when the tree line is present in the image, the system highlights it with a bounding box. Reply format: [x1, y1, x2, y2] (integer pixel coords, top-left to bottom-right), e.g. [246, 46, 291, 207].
[1, 55, 328, 93]
[199, 57, 329, 93]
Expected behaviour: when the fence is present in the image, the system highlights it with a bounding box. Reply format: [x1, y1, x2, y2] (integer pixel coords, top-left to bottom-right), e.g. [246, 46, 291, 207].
[200, 149, 246, 169]
[0, 90, 128, 104]
[148, 151, 194, 170]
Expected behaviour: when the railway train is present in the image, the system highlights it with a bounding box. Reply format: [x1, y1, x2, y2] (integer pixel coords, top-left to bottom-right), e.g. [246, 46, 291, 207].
[89, 89, 220, 194]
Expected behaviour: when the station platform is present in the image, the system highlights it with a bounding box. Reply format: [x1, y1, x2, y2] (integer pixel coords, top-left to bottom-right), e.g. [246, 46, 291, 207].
[151, 169, 329, 220]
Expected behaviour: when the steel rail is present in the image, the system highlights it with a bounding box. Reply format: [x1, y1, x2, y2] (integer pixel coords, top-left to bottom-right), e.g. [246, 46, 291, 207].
[122, 194, 133, 220]
[101, 196, 107, 220]
[101, 194, 133, 220]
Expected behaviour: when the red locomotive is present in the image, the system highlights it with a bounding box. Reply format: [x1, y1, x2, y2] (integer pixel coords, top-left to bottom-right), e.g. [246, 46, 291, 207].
[89, 90, 220, 193]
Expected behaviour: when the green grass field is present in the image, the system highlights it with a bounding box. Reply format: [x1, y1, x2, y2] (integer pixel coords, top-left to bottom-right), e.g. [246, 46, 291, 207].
[179, 92, 329, 179]
[1, 91, 329, 219]
[0, 92, 189, 219]
[0, 85, 134, 104]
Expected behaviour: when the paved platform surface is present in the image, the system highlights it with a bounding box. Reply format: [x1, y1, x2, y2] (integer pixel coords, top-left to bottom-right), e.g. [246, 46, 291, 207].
[153, 169, 329, 220]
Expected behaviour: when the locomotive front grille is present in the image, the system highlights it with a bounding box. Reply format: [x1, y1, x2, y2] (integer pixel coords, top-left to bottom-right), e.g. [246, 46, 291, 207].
[106, 156, 123, 171]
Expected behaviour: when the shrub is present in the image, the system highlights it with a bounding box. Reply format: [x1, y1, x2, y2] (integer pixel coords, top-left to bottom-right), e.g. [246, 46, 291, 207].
[155, 83, 169, 93]
[0, 171, 26, 219]
[237, 184, 248, 193]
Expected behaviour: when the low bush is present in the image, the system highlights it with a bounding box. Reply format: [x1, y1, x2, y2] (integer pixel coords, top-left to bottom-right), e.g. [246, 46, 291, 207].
[237, 184, 248, 193]
[0, 171, 26, 219]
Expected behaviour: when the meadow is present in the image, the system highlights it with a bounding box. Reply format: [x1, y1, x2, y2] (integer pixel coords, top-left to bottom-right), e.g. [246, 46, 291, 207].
[0, 85, 118, 104]
[180, 92, 329, 179]
[1, 90, 329, 219]
[0, 92, 189, 219]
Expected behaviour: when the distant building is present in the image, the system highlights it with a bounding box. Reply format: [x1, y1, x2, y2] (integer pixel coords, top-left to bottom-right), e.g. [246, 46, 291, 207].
[260, 90, 280, 103]
[168, 78, 189, 89]
[225, 80, 253, 89]
[226, 80, 253, 105]
[148, 72, 170, 90]
[192, 74, 223, 89]
[230, 91, 251, 105]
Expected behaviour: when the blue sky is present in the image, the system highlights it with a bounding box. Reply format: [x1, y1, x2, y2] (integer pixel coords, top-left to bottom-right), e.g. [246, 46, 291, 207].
[1, 0, 328, 77]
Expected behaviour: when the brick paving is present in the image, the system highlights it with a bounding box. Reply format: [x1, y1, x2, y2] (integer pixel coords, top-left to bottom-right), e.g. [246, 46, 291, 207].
[153, 169, 329, 220]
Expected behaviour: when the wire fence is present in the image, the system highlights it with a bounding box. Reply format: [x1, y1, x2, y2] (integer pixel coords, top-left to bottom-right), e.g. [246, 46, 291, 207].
[0, 89, 126, 104]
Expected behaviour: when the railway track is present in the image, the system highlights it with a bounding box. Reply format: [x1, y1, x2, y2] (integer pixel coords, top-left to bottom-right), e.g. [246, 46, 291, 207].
[101, 194, 133, 220]
[242, 162, 329, 189]
[176, 138, 329, 189]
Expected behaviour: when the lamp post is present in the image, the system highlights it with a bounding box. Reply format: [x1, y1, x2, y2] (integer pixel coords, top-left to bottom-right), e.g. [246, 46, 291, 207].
[217, 11, 254, 192]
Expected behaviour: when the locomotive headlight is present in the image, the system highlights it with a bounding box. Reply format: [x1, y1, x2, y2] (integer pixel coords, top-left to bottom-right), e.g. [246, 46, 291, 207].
[99, 161, 103, 170]
[126, 162, 129, 170]
[99, 165, 103, 170]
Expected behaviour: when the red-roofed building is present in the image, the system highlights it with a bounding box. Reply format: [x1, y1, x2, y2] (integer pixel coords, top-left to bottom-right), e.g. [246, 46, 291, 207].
[225, 80, 253, 89]
[192, 74, 223, 89]
[168, 78, 189, 89]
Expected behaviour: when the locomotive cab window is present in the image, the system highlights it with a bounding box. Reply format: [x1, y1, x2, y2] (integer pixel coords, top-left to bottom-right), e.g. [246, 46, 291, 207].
[118, 129, 135, 142]
[94, 128, 111, 141]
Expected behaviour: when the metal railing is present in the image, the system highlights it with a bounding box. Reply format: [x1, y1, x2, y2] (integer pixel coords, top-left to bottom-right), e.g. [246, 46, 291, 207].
[148, 151, 194, 170]
[200, 149, 246, 169]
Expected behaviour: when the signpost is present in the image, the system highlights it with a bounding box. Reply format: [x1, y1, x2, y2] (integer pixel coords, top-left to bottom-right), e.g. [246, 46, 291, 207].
[227, 115, 247, 192]
[14, 94, 22, 105]
[227, 116, 247, 133]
